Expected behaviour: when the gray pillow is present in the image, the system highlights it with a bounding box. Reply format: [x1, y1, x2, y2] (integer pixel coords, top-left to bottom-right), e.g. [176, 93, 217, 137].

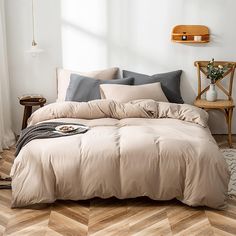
[123, 70, 183, 104]
[65, 74, 134, 102]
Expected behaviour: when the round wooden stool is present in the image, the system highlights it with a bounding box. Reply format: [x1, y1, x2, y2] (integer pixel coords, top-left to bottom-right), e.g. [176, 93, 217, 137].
[19, 97, 46, 130]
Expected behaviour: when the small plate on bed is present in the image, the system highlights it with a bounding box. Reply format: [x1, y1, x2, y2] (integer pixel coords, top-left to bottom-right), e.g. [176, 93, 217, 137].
[55, 125, 88, 134]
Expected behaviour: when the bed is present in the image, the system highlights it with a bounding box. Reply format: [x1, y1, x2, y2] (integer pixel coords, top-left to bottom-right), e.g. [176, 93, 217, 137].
[11, 99, 229, 209]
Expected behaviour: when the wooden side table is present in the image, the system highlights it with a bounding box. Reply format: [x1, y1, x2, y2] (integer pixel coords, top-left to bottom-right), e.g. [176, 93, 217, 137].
[19, 97, 46, 130]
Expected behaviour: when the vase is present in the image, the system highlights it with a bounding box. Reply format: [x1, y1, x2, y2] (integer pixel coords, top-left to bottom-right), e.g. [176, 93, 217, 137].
[206, 84, 217, 102]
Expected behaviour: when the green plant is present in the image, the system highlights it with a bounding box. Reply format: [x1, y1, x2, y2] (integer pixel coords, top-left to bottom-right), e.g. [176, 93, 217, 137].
[207, 59, 228, 84]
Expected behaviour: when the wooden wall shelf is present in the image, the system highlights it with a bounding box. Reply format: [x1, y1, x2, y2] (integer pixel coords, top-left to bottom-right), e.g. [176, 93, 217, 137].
[171, 25, 210, 43]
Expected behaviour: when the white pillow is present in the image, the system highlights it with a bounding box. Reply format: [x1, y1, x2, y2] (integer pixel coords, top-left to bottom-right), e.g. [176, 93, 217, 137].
[100, 82, 168, 103]
[56, 67, 119, 102]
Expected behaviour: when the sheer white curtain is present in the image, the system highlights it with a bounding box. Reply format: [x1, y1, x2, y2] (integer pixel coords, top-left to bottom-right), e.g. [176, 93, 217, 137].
[0, 0, 15, 156]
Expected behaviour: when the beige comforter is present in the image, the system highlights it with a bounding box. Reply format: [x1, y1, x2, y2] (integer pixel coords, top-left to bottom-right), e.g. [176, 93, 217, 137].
[11, 100, 230, 209]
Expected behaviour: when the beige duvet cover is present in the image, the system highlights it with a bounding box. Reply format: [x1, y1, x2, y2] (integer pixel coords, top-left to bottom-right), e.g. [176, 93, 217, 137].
[11, 100, 230, 209]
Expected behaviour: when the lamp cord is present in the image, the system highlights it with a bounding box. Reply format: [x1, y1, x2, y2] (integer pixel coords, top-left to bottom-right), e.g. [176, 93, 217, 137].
[32, 0, 37, 46]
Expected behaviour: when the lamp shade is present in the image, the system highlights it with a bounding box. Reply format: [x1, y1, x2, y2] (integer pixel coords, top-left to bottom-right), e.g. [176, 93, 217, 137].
[25, 44, 44, 57]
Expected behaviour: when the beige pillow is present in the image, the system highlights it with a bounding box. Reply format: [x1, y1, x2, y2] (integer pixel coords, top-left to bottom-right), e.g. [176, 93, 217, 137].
[100, 82, 169, 103]
[56, 67, 119, 102]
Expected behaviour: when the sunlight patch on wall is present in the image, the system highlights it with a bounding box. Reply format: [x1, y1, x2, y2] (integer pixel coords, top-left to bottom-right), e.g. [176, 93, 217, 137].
[61, 0, 108, 70]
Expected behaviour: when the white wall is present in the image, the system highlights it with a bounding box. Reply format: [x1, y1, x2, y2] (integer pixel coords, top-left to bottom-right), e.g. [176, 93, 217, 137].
[5, 0, 62, 133]
[5, 0, 236, 134]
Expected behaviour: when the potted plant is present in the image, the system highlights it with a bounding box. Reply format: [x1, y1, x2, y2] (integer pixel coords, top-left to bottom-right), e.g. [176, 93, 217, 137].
[206, 59, 228, 102]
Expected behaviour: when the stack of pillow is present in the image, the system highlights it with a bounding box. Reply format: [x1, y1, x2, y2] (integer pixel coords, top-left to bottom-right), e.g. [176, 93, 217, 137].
[57, 67, 184, 104]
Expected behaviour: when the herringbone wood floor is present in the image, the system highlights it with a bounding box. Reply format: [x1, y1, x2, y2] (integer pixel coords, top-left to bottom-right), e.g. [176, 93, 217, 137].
[0, 135, 236, 236]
